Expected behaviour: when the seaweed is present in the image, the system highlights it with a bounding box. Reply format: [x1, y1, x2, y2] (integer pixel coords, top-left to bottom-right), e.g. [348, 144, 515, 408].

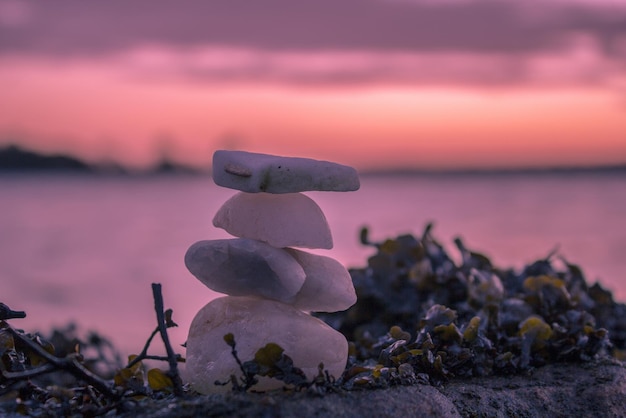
[317, 223, 624, 387]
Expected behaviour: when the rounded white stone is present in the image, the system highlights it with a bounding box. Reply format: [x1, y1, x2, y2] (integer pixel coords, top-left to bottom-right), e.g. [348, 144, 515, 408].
[212, 150, 360, 193]
[185, 239, 306, 302]
[185, 296, 349, 394]
[213, 192, 333, 249]
[287, 249, 357, 313]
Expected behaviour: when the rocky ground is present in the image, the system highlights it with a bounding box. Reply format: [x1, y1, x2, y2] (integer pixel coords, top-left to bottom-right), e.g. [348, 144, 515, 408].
[3, 227, 626, 417]
[117, 358, 624, 418]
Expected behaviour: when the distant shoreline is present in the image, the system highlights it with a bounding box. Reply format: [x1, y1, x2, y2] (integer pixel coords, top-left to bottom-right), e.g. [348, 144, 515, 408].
[359, 164, 626, 177]
[1, 144, 625, 177]
[0, 144, 203, 176]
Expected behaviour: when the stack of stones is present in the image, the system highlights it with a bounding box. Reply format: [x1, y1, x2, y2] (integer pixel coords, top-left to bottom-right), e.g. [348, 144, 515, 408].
[184, 150, 360, 394]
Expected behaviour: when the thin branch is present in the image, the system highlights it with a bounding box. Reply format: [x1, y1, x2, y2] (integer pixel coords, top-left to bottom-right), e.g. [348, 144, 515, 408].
[229, 339, 248, 383]
[151, 283, 184, 396]
[2, 363, 55, 379]
[126, 327, 159, 369]
[7, 326, 118, 399]
[0, 303, 26, 320]
[141, 354, 185, 363]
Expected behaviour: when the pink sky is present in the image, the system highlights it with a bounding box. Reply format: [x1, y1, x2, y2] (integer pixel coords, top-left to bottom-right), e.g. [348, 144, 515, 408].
[0, 0, 625, 170]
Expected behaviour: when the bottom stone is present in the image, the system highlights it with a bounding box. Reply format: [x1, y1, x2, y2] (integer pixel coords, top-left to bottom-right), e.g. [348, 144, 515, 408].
[185, 296, 349, 394]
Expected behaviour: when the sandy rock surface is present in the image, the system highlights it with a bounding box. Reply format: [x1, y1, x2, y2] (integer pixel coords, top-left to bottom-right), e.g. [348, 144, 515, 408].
[123, 359, 625, 417]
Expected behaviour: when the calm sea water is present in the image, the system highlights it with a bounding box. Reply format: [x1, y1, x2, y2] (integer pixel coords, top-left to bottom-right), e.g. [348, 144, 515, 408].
[1, 173, 625, 356]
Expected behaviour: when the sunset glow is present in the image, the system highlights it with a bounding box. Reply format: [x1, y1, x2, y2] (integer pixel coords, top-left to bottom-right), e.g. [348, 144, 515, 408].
[1, 0, 625, 170]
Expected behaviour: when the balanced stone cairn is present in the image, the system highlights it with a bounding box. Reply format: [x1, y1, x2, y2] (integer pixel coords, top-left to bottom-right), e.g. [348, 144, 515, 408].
[184, 150, 360, 394]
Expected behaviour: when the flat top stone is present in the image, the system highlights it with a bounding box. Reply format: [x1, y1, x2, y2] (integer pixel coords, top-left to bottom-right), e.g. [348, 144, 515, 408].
[212, 150, 360, 193]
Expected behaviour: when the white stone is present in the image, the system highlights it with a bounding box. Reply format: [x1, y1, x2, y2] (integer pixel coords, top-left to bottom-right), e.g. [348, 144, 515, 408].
[185, 296, 349, 394]
[184, 239, 306, 302]
[213, 192, 333, 249]
[287, 249, 357, 312]
[212, 150, 360, 193]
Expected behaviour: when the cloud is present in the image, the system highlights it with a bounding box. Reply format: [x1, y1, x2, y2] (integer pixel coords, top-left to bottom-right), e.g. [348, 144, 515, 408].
[0, 0, 32, 27]
[95, 38, 614, 88]
[0, 0, 624, 88]
[1, 0, 624, 55]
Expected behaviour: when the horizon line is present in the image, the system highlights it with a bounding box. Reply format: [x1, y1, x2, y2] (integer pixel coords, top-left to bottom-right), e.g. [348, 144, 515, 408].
[1, 143, 625, 176]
